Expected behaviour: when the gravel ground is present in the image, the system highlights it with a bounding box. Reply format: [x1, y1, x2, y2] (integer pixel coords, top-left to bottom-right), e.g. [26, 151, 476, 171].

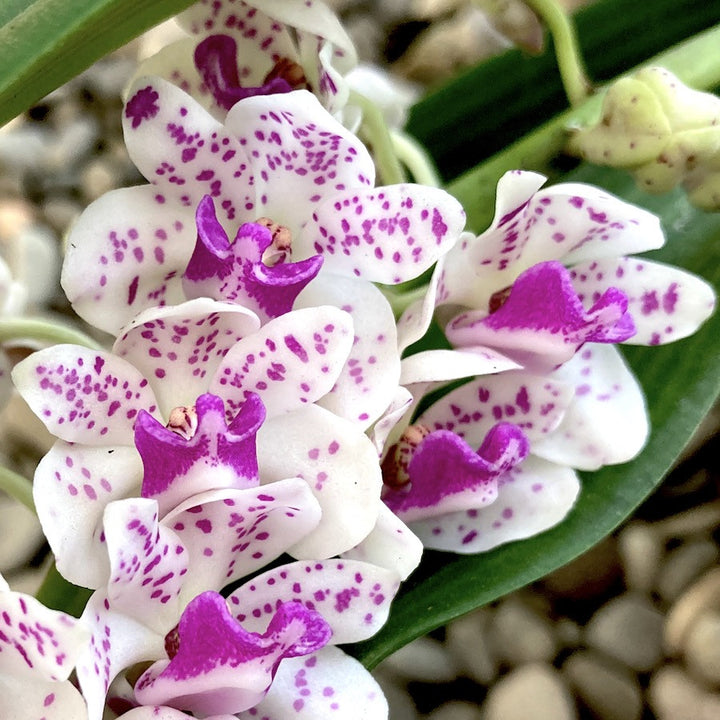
[0, 3, 718, 719]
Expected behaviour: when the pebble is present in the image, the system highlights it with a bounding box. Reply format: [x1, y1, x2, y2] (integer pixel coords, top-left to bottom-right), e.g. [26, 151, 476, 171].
[654, 502, 720, 540]
[380, 635, 458, 683]
[445, 608, 497, 684]
[482, 664, 577, 720]
[0, 496, 46, 574]
[81, 158, 122, 202]
[683, 610, 720, 687]
[657, 540, 719, 602]
[665, 567, 720, 655]
[426, 701, 481, 720]
[41, 197, 83, 236]
[488, 598, 558, 666]
[617, 521, 663, 593]
[649, 665, 720, 720]
[374, 670, 421, 720]
[585, 593, 664, 672]
[563, 651, 642, 720]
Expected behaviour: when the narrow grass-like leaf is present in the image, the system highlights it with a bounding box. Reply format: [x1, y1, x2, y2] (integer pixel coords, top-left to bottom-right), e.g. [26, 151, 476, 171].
[0, 0, 195, 128]
[348, 167, 720, 669]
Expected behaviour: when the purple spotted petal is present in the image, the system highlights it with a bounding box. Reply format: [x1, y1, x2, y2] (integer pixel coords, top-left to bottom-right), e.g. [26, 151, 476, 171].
[62, 185, 196, 335]
[237, 646, 388, 720]
[134, 592, 331, 716]
[446, 261, 636, 372]
[295, 272, 401, 427]
[162, 480, 321, 599]
[384, 424, 529, 522]
[258, 406, 382, 558]
[12, 345, 160, 446]
[227, 559, 399, 644]
[136, 393, 265, 517]
[569, 257, 716, 346]
[223, 90, 375, 234]
[0, 584, 88, 682]
[195, 35, 292, 111]
[416, 372, 575, 447]
[183, 196, 323, 322]
[77, 591, 165, 720]
[118, 706, 236, 720]
[341, 504, 423, 581]
[103, 498, 187, 634]
[298, 185, 466, 284]
[532, 344, 649, 470]
[411, 455, 580, 553]
[34, 441, 143, 589]
[210, 306, 353, 418]
[113, 298, 261, 418]
[438, 170, 664, 310]
[123, 77, 254, 223]
[0, 676, 88, 720]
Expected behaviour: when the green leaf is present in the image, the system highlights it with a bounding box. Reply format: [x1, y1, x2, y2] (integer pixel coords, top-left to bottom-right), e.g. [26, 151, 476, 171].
[406, 0, 720, 181]
[0, 0, 196, 129]
[347, 166, 720, 669]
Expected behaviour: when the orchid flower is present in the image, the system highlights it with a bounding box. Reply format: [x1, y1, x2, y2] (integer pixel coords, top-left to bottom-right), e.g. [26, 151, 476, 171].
[62, 79, 464, 338]
[74, 490, 397, 719]
[12, 299, 385, 588]
[133, 0, 358, 120]
[0, 572, 89, 720]
[435, 170, 715, 371]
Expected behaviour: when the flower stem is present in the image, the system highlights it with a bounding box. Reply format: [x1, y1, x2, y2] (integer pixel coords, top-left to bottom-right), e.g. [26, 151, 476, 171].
[0, 465, 35, 512]
[350, 90, 407, 185]
[0, 317, 104, 350]
[524, 0, 592, 106]
[447, 23, 720, 233]
[391, 130, 441, 187]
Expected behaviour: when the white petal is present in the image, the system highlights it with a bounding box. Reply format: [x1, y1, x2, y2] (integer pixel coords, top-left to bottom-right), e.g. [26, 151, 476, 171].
[258, 406, 382, 558]
[411, 456, 580, 553]
[296, 272, 401, 427]
[34, 441, 143, 589]
[113, 299, 261, 417]
[12, 345, 160, 446]
[0, 676, 88, 720]
[532, 344, 649, 470]
[570, 257, 716, 345]
[238, 646, 388, 720]
[228, 559, 398, 643]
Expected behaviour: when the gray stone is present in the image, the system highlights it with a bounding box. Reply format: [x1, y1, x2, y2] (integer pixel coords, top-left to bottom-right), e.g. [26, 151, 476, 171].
[649, 665, 720, 720]
[374, 669, 420, 720]
[482, 664, 577, 720]
[657, 540, 719, 602]
[563, 651, 642, 720]
[489, 598, 558, 666]
[380, 635, 458, 683]
[446, 608, 497, 684]
[585, 593, 664, 672]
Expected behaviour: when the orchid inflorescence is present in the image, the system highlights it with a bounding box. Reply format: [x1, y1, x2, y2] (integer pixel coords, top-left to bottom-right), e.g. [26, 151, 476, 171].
[0, 0, 716, 718]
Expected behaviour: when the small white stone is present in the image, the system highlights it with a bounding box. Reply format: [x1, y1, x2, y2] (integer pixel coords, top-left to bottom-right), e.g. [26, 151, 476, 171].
[617, 521, 663, 593]
[665, 568, 720, 655]
[657, 540, 719, 602]
[585, 593, 664, 672]
[81, 159, 121, 202]
[683, 610, 720, 687]
[489, 598, 558, 666]
[445, 608, 497, 683]
[374, 669, 421, 720]
[483, 664, 577, 720]
[563, 651, 642, 720]
[649, 664, 720, 720]
[380, 635, 458, 683]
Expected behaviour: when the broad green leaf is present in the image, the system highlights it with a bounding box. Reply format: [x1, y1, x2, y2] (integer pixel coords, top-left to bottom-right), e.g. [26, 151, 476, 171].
[0, 0, 195, 129]
[348, 166, 720, 669]
[406, 0, 720, 181]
